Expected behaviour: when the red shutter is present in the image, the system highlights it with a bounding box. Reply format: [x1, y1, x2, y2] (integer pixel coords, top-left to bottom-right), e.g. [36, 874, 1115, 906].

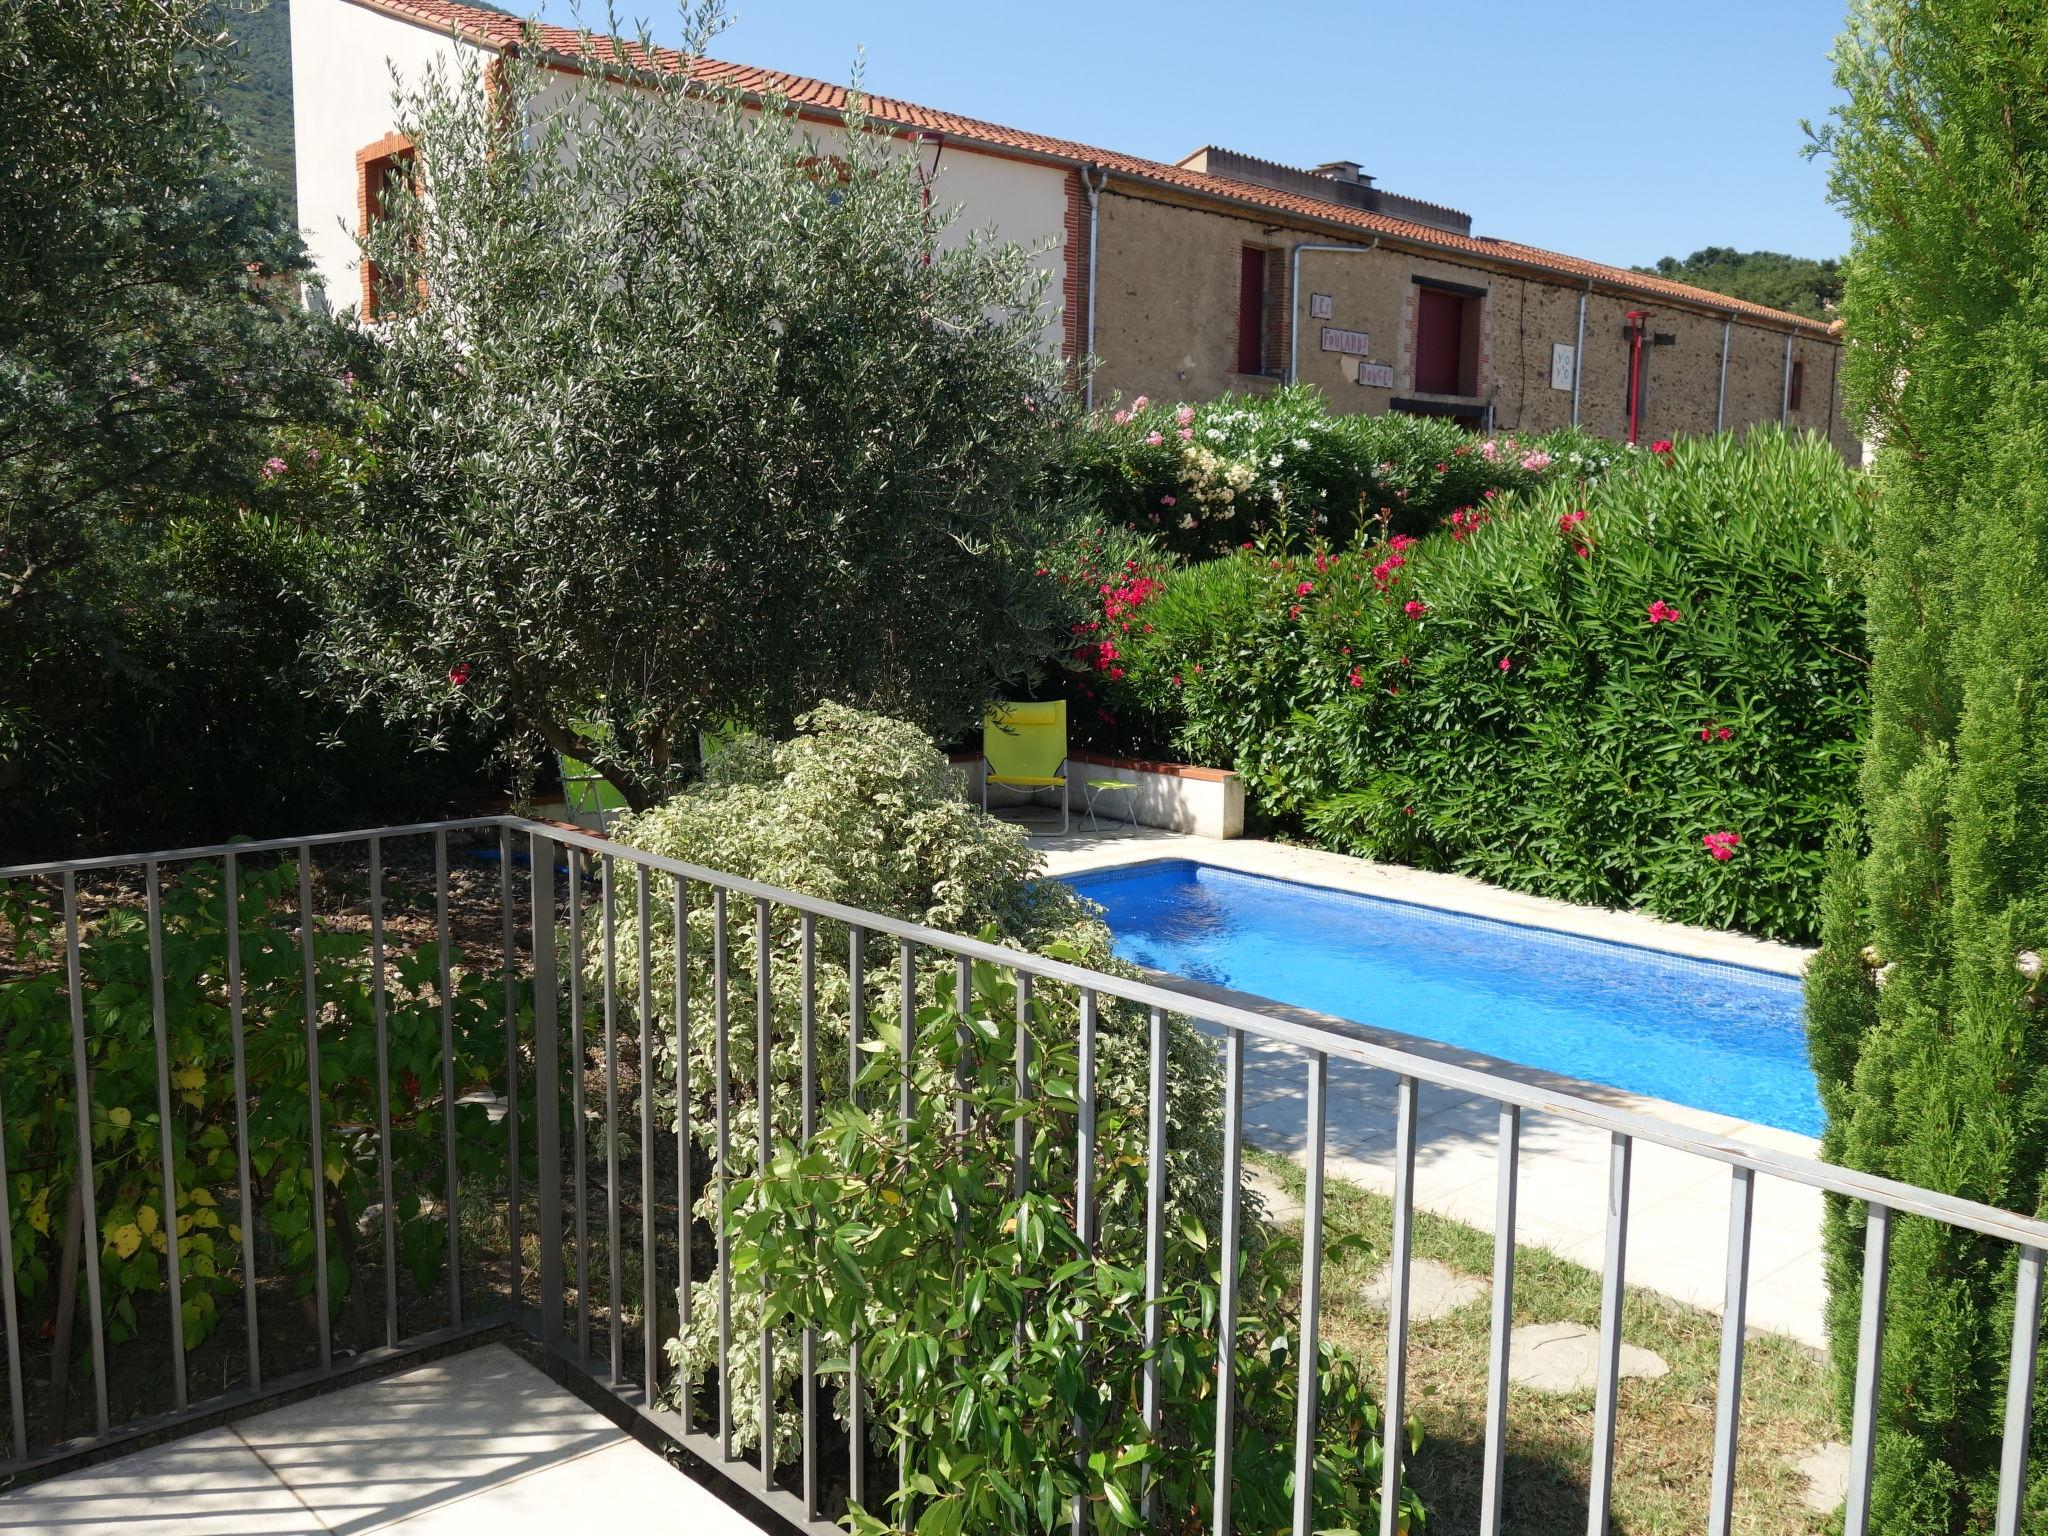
[1788, 359, 1805, 411]
[1237, 247, 1267, 375]
[1415, 288, 1464, 395]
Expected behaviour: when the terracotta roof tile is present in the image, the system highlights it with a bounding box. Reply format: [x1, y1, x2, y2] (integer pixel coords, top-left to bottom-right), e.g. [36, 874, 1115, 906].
[354, 0, 1840, 337]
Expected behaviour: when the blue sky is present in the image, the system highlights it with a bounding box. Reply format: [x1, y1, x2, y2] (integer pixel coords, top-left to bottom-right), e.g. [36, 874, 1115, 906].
[532, 0, 1851, 270]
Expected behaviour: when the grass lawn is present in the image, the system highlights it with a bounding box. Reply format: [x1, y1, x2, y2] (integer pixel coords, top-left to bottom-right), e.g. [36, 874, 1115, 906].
[1247, 1148, 1838, 1534]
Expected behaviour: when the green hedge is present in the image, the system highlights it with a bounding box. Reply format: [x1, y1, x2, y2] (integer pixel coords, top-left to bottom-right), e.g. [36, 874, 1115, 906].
[1063, 429, 1870, 943]
[1065, 383, 1625, 556]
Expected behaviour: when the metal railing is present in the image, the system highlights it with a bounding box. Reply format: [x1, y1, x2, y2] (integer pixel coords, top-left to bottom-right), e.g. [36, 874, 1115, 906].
[3, 813, 2047, 1536]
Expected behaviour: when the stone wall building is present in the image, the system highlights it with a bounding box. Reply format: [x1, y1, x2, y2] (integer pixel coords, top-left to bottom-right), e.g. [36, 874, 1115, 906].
[292, 0, 1853, 458]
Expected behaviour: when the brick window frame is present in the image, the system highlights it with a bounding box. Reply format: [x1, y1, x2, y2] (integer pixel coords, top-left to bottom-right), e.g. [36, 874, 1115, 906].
[355, 132, 417, 320]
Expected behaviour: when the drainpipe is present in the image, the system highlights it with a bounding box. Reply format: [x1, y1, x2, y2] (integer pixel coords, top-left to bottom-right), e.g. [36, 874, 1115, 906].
[1286, 238, 1380, 385]
[1715, 319, 1731, 432]
[1570, 284, 1588, 426]
[1624, 310, 1649, 444]
[1779, 332, 1795, 424]
[1081, 165, 1108, 410]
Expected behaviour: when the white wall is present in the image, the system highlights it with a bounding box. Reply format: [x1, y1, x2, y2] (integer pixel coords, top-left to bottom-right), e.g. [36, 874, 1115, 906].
[290, 0, 477, 306]
[291, 0, 1072, 342]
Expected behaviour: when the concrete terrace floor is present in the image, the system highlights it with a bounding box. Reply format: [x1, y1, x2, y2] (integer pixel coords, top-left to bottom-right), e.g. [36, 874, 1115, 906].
[0, 1345, 772, 1536]
[1028, 820, 1828, 1349]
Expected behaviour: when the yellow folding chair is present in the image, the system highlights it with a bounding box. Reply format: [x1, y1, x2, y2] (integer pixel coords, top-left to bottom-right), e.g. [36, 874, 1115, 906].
[557, 722, 628, 834]
[982, 700, 1070, 833]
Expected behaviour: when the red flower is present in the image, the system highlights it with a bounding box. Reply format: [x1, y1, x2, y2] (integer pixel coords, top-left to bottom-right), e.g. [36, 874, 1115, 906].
[1348, 668, 1364, 688]
[1403, 600, 1428, 618]
[1296, 581, 1314, 597]
[1651, 439, 1674, 455]
[1702, 830, 1742, 862]
[1499, 655, 1513, 672]
[1647, 599, 1683, 625]
[1718, 726, 1733, 741]
[448, 663, 472, 686]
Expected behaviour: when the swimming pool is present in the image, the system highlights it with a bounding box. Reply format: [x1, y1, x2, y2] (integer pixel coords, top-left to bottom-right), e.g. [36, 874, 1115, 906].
[1061, 859, 1820, 1135]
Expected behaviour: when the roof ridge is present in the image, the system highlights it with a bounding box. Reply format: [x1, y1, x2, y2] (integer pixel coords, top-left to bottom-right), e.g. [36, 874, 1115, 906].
[354, 0, 1841, 337]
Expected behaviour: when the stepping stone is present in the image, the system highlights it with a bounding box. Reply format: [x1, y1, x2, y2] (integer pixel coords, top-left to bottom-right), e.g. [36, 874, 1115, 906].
[1244, 1164, 1303, 1226]
[1362, 1259, 1489, 1322]
[1792, 1440, 1850, 1515]
[1507, 1322, 1669, 1393]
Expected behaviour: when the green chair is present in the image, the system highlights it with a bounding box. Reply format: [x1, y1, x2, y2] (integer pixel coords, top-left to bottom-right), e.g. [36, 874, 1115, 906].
[558, 722, 628, 834]
[982, 700, 1070, 833]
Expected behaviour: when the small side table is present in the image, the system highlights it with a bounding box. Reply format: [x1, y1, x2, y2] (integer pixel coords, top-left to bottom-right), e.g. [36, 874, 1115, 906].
[1082, 778, 1137, 832]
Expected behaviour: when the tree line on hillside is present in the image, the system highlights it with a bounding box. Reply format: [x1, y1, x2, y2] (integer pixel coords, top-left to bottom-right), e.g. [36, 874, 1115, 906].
[1633, 246, 1843, 319]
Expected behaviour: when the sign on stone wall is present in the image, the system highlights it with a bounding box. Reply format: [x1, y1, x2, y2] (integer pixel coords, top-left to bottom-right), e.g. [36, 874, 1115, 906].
[1550, 342, 1576, 391]
[1309, 292, 1334, 319]
[1356, 361, 1395, 389]
[1321, 326, 1372, 356]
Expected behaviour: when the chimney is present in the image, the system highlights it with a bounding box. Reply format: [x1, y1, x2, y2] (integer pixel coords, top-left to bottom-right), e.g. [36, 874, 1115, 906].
[1311, 160, 1374, 189]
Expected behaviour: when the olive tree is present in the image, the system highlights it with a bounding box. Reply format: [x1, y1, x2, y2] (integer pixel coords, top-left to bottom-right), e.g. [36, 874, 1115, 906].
[324, 12, 1079, 805]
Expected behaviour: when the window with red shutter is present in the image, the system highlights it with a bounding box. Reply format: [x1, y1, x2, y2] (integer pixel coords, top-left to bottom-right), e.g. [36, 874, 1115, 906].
[1415, 287, 1466, 395]
[1236, 247, 1268, 375]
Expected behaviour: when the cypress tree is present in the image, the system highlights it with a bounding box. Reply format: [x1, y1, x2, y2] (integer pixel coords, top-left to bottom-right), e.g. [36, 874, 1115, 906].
[1808, 1, 2048, 1526]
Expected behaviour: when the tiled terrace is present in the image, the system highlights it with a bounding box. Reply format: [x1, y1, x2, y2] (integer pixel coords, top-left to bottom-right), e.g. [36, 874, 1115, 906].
[1033, 824, 1828, 1348]
[0, 1346, 771, 1536]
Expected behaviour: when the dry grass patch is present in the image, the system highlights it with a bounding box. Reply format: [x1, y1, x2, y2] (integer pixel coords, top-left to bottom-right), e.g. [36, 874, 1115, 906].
[1248, 1148, 1836, 1534]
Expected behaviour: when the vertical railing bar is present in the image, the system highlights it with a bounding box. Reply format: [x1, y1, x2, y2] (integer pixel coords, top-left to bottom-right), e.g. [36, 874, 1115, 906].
[1478, 1102, 1519, 1534]
[800, 912, 818, 1518]
[530, 832, 562, 1348]
[674, 877, 692, 1428]
[639, 869, 658, 1399]
[1378, 1074, 1419, 1536]
[297, 846, 332, 1371]
[435, 831, 461, 1328]
[1211, 1025, 1245, 1536]
[224, 853, 260, 1388]
[145, 862, 188, 1410]
[714, 889, 734, 1460]
[1995, 1244, 2044, 1536]
[1013, 973, 1033, 1199]
[900, 938, 919, 1536]
[0, 1063, 25, 1460]
[1070, 987, 1098, 1536]
[1843, 1202, 1891, 1536]
[1290, 1050, 1328, 1536]
[1585, 1130, 1633, 1535]
[498, 826, 520, 1311]
[756, 898, 775, 1483]
[1139, 1004, 1168, 1520]
[370, 838, 398, 1349]
[63, 872, 110, 1434]
[569, 854, 590, 1360]
[847, 925, 866, 1513]
[602, 857, 623, 1386]
[1707, 1164, 1755, 1536]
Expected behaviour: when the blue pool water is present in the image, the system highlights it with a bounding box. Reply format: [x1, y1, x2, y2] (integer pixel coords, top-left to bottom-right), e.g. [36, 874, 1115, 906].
[1062, 860, 1819, 1135]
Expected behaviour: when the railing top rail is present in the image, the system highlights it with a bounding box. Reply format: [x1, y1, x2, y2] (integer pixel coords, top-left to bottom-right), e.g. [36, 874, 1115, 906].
[13, 813, 2048, 1252]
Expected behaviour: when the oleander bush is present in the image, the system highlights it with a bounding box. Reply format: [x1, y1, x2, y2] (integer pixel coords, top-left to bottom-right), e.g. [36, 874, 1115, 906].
[1065, 383, 1625, 556]
[1063, 429, 1869, 943]
[599, 704, 1227, 1461]
[739, 952, 1421, 1535]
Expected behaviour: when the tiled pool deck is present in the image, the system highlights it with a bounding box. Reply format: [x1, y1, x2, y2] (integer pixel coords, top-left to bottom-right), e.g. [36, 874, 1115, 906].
[1034, 824, 1828, 1349]
[0, 1345, 772, 1536]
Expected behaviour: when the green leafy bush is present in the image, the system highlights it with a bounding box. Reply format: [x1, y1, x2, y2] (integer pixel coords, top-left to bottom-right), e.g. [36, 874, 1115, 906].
[1070, 430, 1868, 943]
[739, 954, 1420, 1535]
[600, 704, 1226, 1459]
[1065, 384, 1623, 556]
[0, 855, 510, 1374]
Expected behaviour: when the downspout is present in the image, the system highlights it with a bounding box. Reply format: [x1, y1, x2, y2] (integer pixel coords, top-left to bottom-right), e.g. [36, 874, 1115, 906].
[1715, 319, 1731, 431]
[1570, 284, 1588, 426]
[1287, 238, 1380, 385]
[1081, 165, 1108, 411]
[1780, 332, 1795, 424]
[1624, 310, 1648, 444]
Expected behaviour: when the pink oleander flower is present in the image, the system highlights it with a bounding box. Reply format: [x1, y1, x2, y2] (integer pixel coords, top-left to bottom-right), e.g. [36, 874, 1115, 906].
[1295, 581, 1314, 596]
[1702, 830, 1742, 862]
[1520, 451, 1552, 472]
[1161, 494, 1177, 506]
[1499, 655, 1514, 671]
[1111, 410, 1129, 425]
[1177, 427, 1193, 441]
[1349, 668, 1364, 688]
[1404, 600, 1428, 618]
[1176, 405, 1195, 426]
[261, 456, 287, 480]
[1651, 438, 1674, 455]
[1131, 395, 1149, 412]
[1647, 599, 1683, 625]
[1146, 432, 1164, 446]
[448, 663, 471, 686]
